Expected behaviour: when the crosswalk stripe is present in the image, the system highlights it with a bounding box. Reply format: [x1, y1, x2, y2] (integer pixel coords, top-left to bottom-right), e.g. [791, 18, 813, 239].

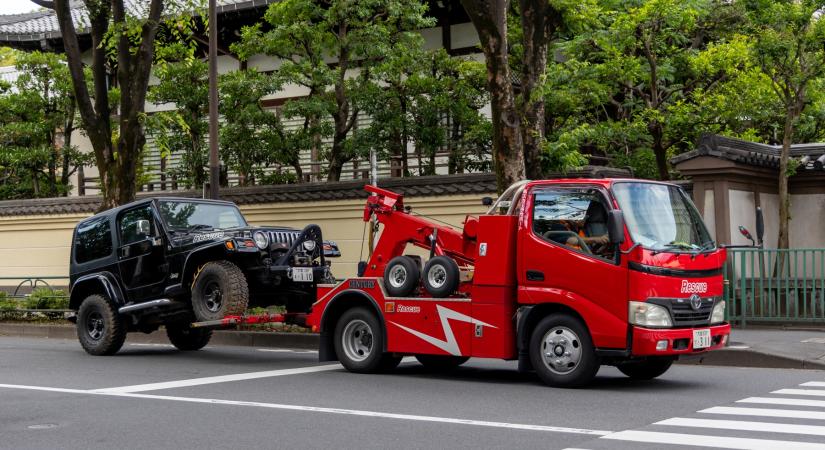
[601, 430, 825, 449]
[657, 417, 825, 436]
[801, 382, 825, 388]
[773, 389, 825, 397]
[738, 397, 825, 408]
[701, 406, 825, 420]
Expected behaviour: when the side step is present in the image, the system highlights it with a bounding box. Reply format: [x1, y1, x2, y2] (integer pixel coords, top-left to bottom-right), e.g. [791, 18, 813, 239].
[118, 299, 173, 314]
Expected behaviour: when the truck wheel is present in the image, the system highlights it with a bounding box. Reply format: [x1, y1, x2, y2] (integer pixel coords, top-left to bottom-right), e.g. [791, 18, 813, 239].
[334, 307, 400, 373]
[166, 325, 213, 351]
[76, 294, 126, 356]
[191, 261, 249, 322]
[529, 314, 599, 388]
[422, 256, 460, 298]
[617, 358, 673, 380]
[384, 256, 420, 297]
[415, 355, 469, 370]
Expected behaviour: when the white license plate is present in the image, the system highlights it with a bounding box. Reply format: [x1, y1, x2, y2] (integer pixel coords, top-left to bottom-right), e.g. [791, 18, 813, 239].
[292, 267, 313, 282]
[693, 328, 711, 349]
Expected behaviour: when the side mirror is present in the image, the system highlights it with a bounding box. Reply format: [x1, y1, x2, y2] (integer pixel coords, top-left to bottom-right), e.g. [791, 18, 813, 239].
[755, 207, 764, 246]
[607, 210, 625, 245]
[481, 196, 493, 207]
[136, 219, 151, 238]
[739, 226, 755, 246]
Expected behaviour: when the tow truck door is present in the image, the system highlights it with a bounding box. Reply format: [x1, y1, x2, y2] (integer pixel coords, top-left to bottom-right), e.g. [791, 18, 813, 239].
[518, 186, 629, 349]
[116, 204, 168, 302]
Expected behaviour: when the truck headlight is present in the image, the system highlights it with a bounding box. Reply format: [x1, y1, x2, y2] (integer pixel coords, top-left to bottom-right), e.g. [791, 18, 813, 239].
[303, 240, 316, 252]
[711, 300, 726, 324]
[253, 231, 269, 250]
[629, 301, 672, 328]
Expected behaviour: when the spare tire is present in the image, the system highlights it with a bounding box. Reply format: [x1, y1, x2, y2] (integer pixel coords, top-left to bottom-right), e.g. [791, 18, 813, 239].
[383, 256, 420, 297]
[191, 260, 249, 321]
[422, 256, 460, 298]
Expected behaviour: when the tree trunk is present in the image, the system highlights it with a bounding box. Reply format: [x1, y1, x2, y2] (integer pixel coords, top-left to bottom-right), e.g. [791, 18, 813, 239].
[460, 0, 524, 193]
[650, 121, 670, 180]
[327, 23, 352, 182]
[777, 112, 795, 250]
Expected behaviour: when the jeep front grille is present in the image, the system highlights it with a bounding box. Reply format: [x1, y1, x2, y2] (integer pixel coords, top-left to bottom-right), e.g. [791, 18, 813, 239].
[269, 230, 301, 247]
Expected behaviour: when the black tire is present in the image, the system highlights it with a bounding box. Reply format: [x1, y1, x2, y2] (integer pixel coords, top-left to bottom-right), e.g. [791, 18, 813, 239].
[422, 256, 460, 298]
[191, 260, 249, 322]
[334, 307, 397, 373]
[529, 314, 599, 388]
[415, 354, 469, 370]
[384, 256, 420, 297]
[76, 294, 126, 356]
[617, 358, 674, 380]
[166, 325, 213, 351]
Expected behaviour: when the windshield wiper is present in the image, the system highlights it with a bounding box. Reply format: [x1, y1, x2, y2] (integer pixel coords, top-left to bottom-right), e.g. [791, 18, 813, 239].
[651, 241, 696, 255]
[188, 224, 215, 232]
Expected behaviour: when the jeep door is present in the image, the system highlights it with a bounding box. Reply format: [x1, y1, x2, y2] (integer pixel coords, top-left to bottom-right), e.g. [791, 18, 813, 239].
[117, 204, 167, 302]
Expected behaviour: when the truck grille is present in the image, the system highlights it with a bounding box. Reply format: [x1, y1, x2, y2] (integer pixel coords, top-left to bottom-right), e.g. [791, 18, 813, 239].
[649, 297, 715, 327]
[269, 230, 301, 246]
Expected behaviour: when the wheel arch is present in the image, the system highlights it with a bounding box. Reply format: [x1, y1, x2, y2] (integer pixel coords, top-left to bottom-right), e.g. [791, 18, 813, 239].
[69, 272, 125, 310]
[516, 303, 591, 372]
[181, 243, 232, 290]
[318, 289, 386, 362]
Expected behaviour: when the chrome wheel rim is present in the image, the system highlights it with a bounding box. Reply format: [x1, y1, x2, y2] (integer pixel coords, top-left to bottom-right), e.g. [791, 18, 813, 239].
[427, 264, 447, 289]
[541, 326, 582, 375]
[203, 281, 222, 312]
[86, 311, 105, 341]
[388, 264, 408, 289]
[341, 319, 373, 362]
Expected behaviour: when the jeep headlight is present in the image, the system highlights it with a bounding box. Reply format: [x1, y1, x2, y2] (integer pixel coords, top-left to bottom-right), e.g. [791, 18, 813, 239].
[711, 300, 726, 325]
[253, 231, 269, 250]
[629, 301, 672, 328]
[303, 240, 317, 252]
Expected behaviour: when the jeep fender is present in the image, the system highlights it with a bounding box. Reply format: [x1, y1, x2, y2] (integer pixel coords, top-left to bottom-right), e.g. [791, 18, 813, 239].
[180, 241, 231, 289]
[69, 272, 125, 310]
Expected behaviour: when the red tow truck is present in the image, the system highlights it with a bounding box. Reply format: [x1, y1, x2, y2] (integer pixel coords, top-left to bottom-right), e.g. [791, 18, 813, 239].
[305, 179, 732, 387]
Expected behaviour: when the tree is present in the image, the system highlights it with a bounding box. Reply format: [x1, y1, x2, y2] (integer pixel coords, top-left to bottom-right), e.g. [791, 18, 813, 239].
[31, 0, 194, 209]
[236, 0, 433, 181]
[744, 0, 825, 250]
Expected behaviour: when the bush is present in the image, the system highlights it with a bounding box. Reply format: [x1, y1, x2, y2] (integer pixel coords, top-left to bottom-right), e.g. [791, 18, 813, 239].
[24, 288, 69, 310]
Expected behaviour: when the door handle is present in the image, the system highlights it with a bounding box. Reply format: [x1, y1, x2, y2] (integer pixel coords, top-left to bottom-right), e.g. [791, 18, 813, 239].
[526, 270, 544, 281]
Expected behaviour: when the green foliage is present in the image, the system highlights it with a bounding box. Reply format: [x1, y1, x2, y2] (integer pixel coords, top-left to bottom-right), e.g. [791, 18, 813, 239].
[24, 288, 69, 310]
[0, 47, 17, 67]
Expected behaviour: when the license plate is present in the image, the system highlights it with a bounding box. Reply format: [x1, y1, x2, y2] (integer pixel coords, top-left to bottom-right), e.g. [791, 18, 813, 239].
[693, 328, 711, 349]
[292, 267, 313, 282]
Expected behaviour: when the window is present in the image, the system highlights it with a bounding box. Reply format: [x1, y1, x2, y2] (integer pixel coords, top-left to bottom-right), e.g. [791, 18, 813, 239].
[532, 188, 616, 260]
[75, 217, 113, 264]
[120, 206, 154, 246]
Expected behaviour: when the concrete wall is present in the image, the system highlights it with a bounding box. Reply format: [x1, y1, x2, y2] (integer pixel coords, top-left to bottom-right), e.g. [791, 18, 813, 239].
[0, 193, 489, 288]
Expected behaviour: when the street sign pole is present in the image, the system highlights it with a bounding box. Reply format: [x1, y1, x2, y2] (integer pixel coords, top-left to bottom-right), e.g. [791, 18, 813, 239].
[207, 0, 220, 199]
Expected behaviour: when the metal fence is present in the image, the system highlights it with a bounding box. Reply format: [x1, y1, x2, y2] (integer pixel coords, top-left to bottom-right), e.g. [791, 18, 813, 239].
[725, 248, 825, 326]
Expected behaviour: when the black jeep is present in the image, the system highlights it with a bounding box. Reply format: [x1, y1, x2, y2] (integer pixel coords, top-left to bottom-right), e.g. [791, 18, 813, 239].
[68, 197, 339, 355]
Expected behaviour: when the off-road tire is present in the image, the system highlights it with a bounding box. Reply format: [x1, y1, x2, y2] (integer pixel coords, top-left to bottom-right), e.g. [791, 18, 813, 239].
[76, 294, 126, 356]
[617, 358, 673, 380]
[384, 256, 420, 297]
[529, 314, 599, 388]
[334, 307, 398, 373]
[422, 256, 460, 298]
[166, 325, 213, 351]
[415, 355, 469, 370]
[191, 260, 249, 322]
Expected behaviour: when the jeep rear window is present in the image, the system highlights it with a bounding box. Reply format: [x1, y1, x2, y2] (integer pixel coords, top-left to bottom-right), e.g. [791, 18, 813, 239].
[74, 216, 113, 264]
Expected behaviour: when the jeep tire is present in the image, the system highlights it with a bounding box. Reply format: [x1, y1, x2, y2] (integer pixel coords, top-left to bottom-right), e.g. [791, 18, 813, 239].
[191, 261, 249, 322]
[76, 294, 126, 356]
[166, 324, 213, 351]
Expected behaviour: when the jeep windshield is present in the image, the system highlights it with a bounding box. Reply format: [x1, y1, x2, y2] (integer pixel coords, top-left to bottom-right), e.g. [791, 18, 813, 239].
[612, 182, 713, 253]
[158, 200, 248, 233]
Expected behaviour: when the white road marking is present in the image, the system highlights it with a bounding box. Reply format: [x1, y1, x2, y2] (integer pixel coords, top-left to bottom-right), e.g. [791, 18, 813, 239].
[700, 406, 825, 420]
[0, 383, 611, 436]
[657, 417, 825, 437]
[602, 430, 825, 449]
[773, 389, 825, 397]
[92, 364, 344, 393]
[738, 397, 825, 408]
[802, 382, 825, 387]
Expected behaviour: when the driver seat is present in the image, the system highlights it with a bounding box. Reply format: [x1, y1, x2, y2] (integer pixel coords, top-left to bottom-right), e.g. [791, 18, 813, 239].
[584, 201, 608, 238]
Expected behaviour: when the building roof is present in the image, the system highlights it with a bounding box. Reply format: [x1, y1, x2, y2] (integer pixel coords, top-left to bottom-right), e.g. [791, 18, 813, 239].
[0, 0, 277, 46]
[672, 134, 825, 170]
[0, 167, 631, 217]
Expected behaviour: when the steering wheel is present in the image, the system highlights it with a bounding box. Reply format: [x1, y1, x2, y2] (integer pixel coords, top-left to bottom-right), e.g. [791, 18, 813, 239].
[543, 230, 593, 255]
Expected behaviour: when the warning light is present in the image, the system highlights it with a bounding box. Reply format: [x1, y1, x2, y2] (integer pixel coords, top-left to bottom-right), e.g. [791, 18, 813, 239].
[225, 241, 235, 250]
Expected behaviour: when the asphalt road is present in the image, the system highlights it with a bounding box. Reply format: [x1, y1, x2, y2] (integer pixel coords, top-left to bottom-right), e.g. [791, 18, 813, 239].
[2, 336, 825, 450]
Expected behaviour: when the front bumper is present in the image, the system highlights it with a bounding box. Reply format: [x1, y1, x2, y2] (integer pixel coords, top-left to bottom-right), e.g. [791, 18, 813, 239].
[631, 323, 730, 356]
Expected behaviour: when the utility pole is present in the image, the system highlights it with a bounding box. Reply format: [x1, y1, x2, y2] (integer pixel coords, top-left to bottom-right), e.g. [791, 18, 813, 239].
[207, 0, 220, 199]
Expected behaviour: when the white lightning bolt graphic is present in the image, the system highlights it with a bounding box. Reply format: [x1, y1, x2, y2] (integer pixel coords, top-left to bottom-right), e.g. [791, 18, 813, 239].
[389, 305, 496, 356]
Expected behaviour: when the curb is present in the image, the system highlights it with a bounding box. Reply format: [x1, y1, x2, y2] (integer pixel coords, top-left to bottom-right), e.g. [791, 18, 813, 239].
[676, 347, 825, 370]
[0, 323, 319, 350]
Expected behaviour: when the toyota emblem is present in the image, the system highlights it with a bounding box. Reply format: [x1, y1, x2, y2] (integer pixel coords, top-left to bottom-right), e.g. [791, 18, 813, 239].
[689, 294, 702, 311]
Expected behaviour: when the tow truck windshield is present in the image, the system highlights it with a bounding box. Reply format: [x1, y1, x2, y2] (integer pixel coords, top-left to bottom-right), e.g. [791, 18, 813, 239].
[158, 200, 248, 232]
[613, 182, 713, 253]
